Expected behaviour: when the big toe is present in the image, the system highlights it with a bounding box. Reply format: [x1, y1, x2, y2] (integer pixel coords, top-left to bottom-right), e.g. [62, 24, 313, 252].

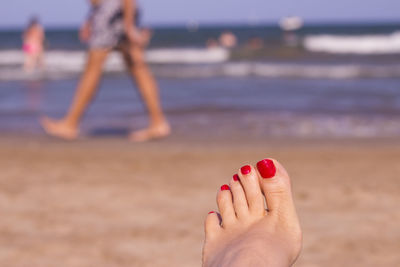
[256, 159, 296, 218]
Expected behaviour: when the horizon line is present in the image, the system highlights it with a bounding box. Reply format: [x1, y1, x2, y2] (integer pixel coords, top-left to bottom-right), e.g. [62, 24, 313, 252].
[1, 19, 399, 30]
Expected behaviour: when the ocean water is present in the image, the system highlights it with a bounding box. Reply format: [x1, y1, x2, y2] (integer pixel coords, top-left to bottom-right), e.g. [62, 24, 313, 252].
[1, 23, 400, 138]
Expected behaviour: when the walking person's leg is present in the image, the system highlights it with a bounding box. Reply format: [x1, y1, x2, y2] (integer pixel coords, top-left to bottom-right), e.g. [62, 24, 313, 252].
[41, 49, 109, 139]
[121, 44, 170, 142]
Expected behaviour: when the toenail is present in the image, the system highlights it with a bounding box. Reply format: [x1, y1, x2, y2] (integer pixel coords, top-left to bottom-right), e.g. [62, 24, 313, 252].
[208, 211, 215, 214]
[240, 165, 251, 175]
[221, 184, 230, 191]
[256, 159, 276, 178]
[233, 174, 239, 181]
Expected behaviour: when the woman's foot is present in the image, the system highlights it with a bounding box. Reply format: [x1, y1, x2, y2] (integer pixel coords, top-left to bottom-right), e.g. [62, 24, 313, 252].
[203, 159, 302, 267]
[129, 121, 171, 142]
[40, 117, 79, 140]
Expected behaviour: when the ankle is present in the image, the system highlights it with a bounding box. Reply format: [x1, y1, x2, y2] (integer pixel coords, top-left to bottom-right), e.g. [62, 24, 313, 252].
[149, 118, 169, 128]
[62, 118, 79, 130]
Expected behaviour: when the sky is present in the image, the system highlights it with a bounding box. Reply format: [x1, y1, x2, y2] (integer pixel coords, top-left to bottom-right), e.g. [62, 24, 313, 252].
[1, 0, 400, 28]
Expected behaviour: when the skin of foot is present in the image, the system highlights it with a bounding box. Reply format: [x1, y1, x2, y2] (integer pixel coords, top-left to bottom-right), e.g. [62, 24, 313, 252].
[203, 159, 302, 267]
[129, 121, 171, 142]
[40, 117, 79, 140]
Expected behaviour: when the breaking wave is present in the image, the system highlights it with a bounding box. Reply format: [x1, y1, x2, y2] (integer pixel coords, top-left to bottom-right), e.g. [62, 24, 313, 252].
[1, 48, 400, 80]
[304, 31, 400, 54]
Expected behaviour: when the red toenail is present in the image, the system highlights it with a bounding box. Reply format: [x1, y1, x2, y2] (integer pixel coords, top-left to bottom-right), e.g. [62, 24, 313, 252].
[257, 159, 276, 178]
[221, 184, 230, 191]
[208, 211, 215, 214]
[240, 165, 251, 175]
[233, 174, 239, 181]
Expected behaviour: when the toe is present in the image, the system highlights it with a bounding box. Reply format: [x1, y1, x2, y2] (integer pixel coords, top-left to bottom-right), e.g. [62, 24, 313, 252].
[256, 158, 295, 215]
[40, 116, 52, 130]
[217, 184, 236, 227]
[237, 165, 265, 216]
[205, 211, 221, 240]
[229, 174, 249, 220]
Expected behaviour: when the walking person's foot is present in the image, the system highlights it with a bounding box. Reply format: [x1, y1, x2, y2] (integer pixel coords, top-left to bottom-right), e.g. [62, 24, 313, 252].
[40, 117, 79, 140]
[129, 121, 171, 142]
[203, 158, 302, 267]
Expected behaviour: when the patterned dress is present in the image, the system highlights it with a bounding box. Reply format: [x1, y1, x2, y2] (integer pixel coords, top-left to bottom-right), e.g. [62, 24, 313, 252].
[88, 0, 139, 49]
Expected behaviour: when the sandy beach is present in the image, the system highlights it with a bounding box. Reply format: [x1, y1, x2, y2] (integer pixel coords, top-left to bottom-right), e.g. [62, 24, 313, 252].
[0, 135, 399, 267]
[1, 4, 400, 267]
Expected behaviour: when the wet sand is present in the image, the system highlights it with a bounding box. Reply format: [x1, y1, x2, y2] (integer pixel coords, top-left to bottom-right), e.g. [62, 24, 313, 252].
[0, 135, 399, 267]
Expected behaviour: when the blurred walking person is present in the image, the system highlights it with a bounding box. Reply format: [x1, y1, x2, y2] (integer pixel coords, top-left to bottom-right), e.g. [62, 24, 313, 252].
[41, 0, 170, 141]
[23, 16, 45, 72]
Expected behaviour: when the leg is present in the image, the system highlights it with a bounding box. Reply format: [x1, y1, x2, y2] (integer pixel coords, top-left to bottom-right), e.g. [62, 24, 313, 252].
[37, 50, 45, 71]
[203, 159, 302, 267]
[23, 54, 35, 73]
[121, 45, 170, 142]
[41, 49, 109, 139]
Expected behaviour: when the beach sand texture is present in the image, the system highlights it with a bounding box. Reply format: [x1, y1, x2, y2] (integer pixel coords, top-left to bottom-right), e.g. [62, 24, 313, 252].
[0, 136, 399, 267]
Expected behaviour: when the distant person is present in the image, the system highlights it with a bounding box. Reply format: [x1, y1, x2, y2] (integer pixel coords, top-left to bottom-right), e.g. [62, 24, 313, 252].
[22, 16, 45, 72]
[41, 0, 170, 141]
[219, 31, 237, 49]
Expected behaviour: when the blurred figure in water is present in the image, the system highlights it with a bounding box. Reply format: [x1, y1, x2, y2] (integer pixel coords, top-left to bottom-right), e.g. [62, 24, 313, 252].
[219, 31, 237, 49]
[41, 0, 170, 141]
[23, 16, 45, 72]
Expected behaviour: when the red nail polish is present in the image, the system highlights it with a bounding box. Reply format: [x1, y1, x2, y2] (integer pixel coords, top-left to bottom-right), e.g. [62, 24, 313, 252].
[257, 159, 276, 179]
[221, 184, 230, 191]
[233, 174, 239, 181]
[240, 165, 251, 175]
[208, 211, 215, 214]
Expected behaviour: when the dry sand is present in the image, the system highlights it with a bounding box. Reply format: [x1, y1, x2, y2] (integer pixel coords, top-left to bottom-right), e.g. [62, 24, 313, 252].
[0, 136, 399, 267]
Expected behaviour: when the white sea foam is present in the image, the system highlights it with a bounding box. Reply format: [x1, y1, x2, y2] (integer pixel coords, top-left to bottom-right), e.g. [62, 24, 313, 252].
[1, 48, 400, 80]
[0, 48, 229, 80]
[153, 63, 400, 79]
[304, 31, 400, 54]
[0, 47, 228, 67]
[146, 48, 229, 63]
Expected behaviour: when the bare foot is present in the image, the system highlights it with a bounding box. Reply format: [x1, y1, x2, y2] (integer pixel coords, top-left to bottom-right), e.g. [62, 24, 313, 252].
[203, 159, 302, 267]
[129, 121, 170, 142]
[40, 117, 79, 140]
